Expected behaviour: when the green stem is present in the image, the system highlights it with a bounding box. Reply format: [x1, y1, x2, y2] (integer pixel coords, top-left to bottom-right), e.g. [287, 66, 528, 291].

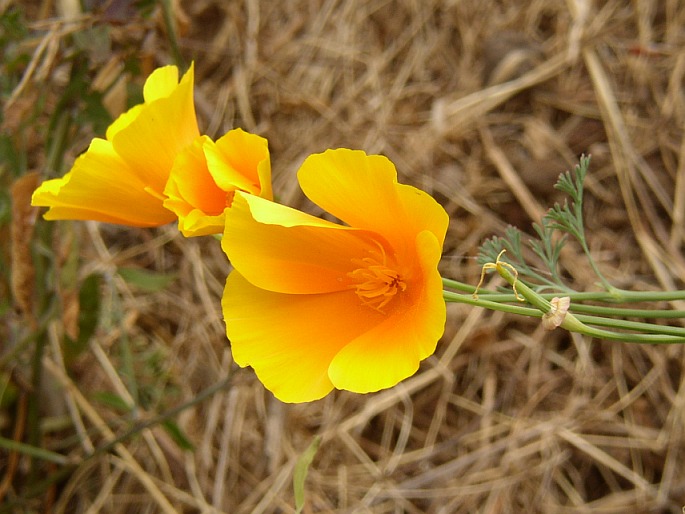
[445, 290, 685, 319]
[577, 239, 622, 296]
[442, 290, 543, 318]
[492, 264, 685, 343]
[443, 289, 685, 339]
[442, 277, 685, 304]
[159, 0, 186, 69]
[559, 312, 684, 343]
[566, 304, 685, 319]
[572, 313, 685, 337]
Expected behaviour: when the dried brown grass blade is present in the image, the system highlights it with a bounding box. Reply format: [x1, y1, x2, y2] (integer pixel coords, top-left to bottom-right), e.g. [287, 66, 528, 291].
[432, 52, 573, 137]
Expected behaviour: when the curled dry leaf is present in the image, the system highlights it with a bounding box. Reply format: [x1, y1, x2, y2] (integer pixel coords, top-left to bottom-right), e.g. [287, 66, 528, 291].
[542, 296, 571, 331]
[11, 172, 41, 323]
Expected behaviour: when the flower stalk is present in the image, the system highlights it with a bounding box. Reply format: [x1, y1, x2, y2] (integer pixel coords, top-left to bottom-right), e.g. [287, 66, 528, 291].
[442, 258, 685, 343]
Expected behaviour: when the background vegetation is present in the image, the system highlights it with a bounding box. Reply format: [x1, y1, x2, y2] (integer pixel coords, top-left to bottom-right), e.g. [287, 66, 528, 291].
[2, 0, 685, 512]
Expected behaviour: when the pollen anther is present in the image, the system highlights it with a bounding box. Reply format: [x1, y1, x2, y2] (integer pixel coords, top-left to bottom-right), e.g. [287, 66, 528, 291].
[348, 243, 406, 311]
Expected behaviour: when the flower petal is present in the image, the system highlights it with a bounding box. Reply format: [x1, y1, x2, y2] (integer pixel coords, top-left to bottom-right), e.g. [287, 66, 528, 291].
[31, 138, 176, 226]
[223, 271, 385, 403]
[297, 149, 449, 255]
[143, 65, 181, 102]
[175, 209, 226, 237]
[223, 193, 387, 294]
[110, 63, 199, 198]
[163, 135, 228, 236]
[105, 65, 184, 140]
[327, 230, 446, 393]
[204, 128, 272, 200]
[105, 104, 143, 142]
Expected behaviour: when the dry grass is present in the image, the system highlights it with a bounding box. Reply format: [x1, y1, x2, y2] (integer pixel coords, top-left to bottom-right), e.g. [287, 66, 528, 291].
[3, 0, 685, 512]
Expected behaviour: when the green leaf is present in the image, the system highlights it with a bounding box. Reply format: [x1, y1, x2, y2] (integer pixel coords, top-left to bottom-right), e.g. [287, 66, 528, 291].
[64, 273, 102, 363]
[554, 154, 589, 202]
[294, 435, 321, 514]
[118, 267, 177, 292]
[92, 391, 132, 413]
[162, 419, 194, 451]
[477, 234, 508, 265]
[0, 371, 18, 409]
[0, 435, 69, 465]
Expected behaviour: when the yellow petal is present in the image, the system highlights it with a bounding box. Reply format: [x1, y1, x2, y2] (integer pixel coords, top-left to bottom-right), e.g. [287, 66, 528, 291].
[105, 65, 185, 140]
[328, 230, 446, 393]
[105, 104, 143, 141]
[175, 209, 226, 237]
[163, 135, 227, 236]
[204, 128, 272, 200]
[143, 65, 180, 102]
[31, 138, 175, 226]
[222, 271, 386, 403]
[110, 63, 199, 198]
[223, 193, 387, 294]
[297, 149, 449, 256]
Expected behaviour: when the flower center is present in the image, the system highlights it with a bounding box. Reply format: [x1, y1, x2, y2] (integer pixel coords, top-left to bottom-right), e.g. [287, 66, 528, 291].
[347, 244, 406, 312]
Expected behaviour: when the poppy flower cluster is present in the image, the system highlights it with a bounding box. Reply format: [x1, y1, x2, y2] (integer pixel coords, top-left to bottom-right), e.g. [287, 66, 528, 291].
[32, 64, 272, 235]
[31, 64, 449, 403]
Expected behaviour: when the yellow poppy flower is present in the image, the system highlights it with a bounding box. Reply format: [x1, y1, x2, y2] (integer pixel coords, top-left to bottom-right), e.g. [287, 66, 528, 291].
[31, 64, 199, 227]
[163, 128, 272, 237]
[221, 149, 449, 403]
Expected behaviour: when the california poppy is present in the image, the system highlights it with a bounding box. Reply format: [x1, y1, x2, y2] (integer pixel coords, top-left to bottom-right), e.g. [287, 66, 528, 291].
[163, 128, 272, 237]
[32, 64, 198, 227]
[221, 149, 448, 402]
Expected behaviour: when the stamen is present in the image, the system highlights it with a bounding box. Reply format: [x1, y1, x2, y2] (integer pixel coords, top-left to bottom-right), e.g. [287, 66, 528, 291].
[347, 243, 406, 312]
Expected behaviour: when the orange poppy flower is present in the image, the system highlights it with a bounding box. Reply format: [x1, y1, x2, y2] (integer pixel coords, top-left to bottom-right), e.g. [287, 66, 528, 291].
[32, 64, 199, 227]
[163, 128, 272, 237]
[221, 149, 449, 402]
